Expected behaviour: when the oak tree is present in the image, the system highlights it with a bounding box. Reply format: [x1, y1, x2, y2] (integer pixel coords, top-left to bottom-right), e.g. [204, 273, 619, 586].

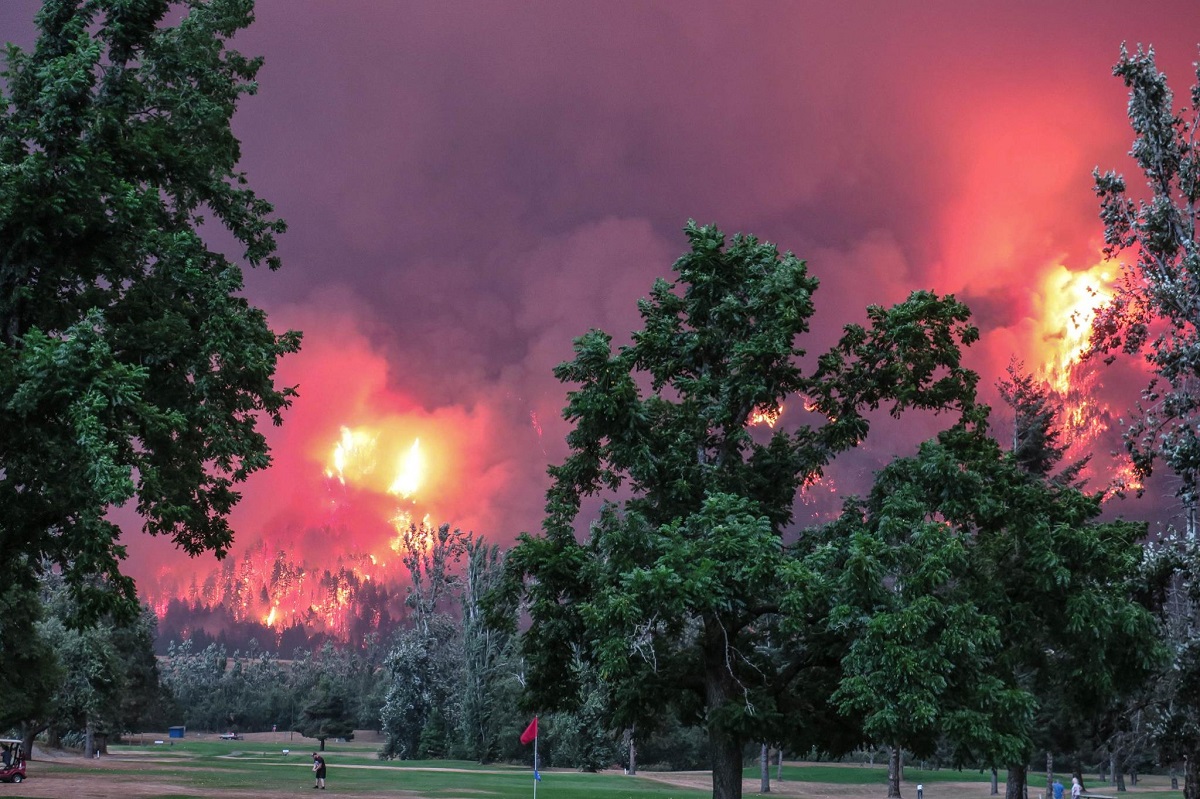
[0, 0, 300, 615]
[498, 222, 979, 799]
[826, 416, 1159, 799]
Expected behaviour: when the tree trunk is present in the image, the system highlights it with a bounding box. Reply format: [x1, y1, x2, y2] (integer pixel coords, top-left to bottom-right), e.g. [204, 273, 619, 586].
[777, 748, 783, 781]
[992, 768, 999, 796]
[19, 722, 45, 763]
[761, 743, 771, 793]
[708, 723, 743, 799]
[705, 619, 744, 799]
[1006, 764, 1027, 799]
[84, 721, 95, 759]
[627, 727, 637, 776]
[888, 745, 903, 798]
[1047, 752, 1053, 799]
[1184, 753, 1198, 799]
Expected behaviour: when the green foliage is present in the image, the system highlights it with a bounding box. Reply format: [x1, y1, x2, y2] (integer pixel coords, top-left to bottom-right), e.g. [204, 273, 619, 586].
[634, 716, 712, 771]
[379, 621, 461, 759]
[0, 579, 61, 734]
[460, 537, 522, 763]
[380, 522, 471, 760]
[540, 658, 620, 772]
[159, 638, 232, 731]
[499, 221, 979, 799]
[1091, 45, 1200, 513]
[1091, 45, 1200, 799]
[10, 571, 170, 751]
[822, 498, 1011, 763]
[159, 636, 385, 736]
[997, 362, 1086, 484]
[0, 0, 301, 619]
[825, 416, 1162, 778]
[299, 675, 357, 748]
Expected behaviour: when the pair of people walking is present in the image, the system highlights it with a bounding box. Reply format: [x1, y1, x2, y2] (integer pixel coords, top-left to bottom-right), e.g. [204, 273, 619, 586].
[1052, 776, 1083, 799]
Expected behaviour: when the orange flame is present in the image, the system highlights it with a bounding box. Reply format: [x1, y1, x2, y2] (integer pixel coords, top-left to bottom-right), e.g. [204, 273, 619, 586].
[389, 511, 433, 555]
[750, 405, 783, 427]
[325, 426, 377, 484]
[1031, 263, 1114, 452]
[388, 439, 423, 498]
[1035, 263, 1114, 395]
[1105, 460, 1144, 501]
[147, 425, 449, 642]
[1025, 261, 1147, 501]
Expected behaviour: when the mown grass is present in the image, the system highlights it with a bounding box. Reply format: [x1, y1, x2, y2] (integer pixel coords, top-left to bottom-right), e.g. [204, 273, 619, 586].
[744, 762, 1182, 799]
[8, 740, 1186, 799]
[12, 739, 712, 799]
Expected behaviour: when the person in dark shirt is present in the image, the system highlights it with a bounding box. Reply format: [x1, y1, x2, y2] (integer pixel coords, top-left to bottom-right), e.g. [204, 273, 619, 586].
[312, 753, 327, 789]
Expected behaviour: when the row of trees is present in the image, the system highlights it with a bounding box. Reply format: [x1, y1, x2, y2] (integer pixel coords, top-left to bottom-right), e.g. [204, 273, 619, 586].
[1, 5, 1198, 799]
[490, 221, 1174, 799]
[523, 45, 1200, 799]
[489, 45, 1200, 799]
[0, 573, 165, 758]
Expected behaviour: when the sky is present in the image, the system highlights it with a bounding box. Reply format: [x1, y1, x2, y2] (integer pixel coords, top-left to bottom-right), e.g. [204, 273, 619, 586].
[5, 1, 1200, 626]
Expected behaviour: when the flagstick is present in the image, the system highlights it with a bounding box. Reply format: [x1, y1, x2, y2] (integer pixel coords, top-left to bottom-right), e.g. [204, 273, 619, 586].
[533, 728, 539, 799]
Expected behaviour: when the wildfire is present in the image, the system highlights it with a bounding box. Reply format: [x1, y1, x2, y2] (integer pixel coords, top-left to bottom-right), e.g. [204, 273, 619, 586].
[388, 439, 424, 498]
[1031, 263, 1114, 451]
[325, 426, 378, 484]
[1105, 460, 1145, 501]
[1024, 261, 1150, 501]
[1036, 263, 1114, 395]
[750, 404, 783, 427]
[146, 424, 445, 642]
[389, 511, 433, 555]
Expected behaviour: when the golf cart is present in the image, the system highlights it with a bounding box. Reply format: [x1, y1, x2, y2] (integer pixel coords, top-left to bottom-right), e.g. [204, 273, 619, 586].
[0, 739, 25, 783]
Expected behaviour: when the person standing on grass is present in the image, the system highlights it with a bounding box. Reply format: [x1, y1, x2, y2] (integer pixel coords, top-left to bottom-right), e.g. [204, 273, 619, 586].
[313, 753, 327, 789]
[1071, 776, 1082, 799]
[1053, 779, 1064, 799]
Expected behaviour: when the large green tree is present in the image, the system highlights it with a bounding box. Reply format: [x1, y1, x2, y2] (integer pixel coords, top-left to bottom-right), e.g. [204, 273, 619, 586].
[380, 521, 470, 760]
[299, 675, 357, 752]
[13, 572, 169, 756]
[825, 414, 1160, 799]
[459, 536, 521, 764]
[0, 580, 62, 744]
[818, 452, 1011, 799]
[1091, 45, 1200, 799]
[0, 0, 300, 614]
[498, 222, 979, 799]
[1092, 45, 1200, 527]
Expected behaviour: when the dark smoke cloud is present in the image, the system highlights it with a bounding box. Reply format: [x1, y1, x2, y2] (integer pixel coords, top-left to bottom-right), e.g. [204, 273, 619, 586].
[4, 1, 1198, 607]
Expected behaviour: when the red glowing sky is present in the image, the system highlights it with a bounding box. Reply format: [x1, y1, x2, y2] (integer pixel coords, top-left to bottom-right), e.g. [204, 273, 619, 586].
[4, 2, 1200, 602]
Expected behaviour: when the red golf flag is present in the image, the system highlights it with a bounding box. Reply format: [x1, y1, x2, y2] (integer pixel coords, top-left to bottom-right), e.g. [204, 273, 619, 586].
[520, 716, 538, 745]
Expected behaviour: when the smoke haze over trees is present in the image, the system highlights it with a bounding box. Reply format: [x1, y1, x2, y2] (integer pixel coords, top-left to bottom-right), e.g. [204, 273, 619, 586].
[4, 3, 1200, 799]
